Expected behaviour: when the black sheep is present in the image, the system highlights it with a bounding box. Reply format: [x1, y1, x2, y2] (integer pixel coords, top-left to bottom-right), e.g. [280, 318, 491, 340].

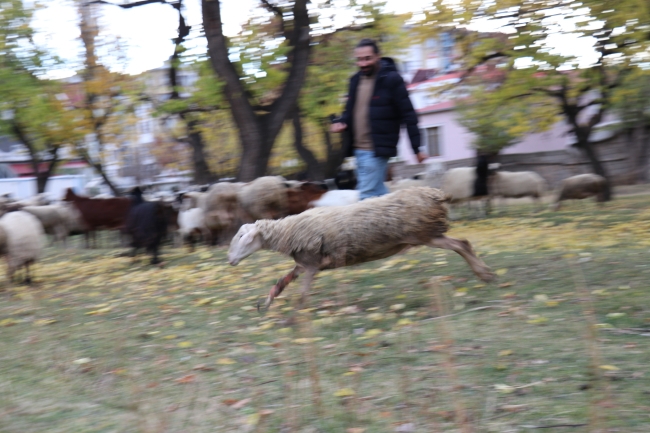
[125, 187, 168, 265]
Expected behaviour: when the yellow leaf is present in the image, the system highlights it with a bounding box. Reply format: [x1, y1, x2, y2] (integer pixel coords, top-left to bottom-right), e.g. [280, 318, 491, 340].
[343, 371, 356, 376]
[256, 341, 272, 346]
[545, 301, 559, 307]
[599, 365, 620, 371]
[33, 319, 57, 326]
[534, 294, 548, 302]
[367, 313, 384, 321]
[494, 384, 514, 393]
[0, 318, 18, 327]
[163, 334, 177, 339]
[498, 350, 513, 357]
[216, 358, 237, 365]
[527, 317, 548, 325]
[177, 341, 193, 348]
[195, 298, 214, 306]
[390, 304, 405, 311]
[363, 329, 382, 338]
[73, 358, 91, 365]
[246, 413, 261, 426]
[333, 388, 356, 397]
[495, 268, 508, 276]
[396, 319, 413, 326]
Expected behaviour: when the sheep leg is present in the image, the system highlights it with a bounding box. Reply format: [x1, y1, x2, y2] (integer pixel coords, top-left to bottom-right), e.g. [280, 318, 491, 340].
[427, 235, 495, 282]
[24, 261, 32, 285]
[297, 268, 317, 309]
[257, 266, 304, 312]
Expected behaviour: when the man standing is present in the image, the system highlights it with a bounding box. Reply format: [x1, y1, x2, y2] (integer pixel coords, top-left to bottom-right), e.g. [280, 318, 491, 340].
[331, 38, 426, 200]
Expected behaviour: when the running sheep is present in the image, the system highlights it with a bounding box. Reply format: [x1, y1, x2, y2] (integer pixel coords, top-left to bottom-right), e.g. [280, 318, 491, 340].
[228, 187, 495, 311]
[552, 173, 607, 210]
[0, 211, 45, 284]
[489, 170, 548, 211]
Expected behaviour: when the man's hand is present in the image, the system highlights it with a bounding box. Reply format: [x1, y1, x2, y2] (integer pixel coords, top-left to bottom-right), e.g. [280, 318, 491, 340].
[416, 152, 427, 163]
[330, 122, 347, 133]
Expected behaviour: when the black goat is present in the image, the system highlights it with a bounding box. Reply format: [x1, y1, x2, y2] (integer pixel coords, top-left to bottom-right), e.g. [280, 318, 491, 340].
[125, 187, 168, 265]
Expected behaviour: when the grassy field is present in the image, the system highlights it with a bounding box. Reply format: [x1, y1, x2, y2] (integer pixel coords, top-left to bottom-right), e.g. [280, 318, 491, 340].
[1, 195, 649, 433]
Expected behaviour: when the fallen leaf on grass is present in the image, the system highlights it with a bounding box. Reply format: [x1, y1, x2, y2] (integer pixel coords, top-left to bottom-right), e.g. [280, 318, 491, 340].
[216, 358, 237, 365]
[230, 398, 251, 410]
[177, 341, 193, 348]
[347, 428, 366, 433]
[33, 319, 57, 326]
[193, 364, 215, 371]
[333, 388, 355, 397]
[527, 316, 549, 325]
[495, 268, 508, 276]
[498, 404, 528, 413]
[175, 374, 196, 384]
[599, 365, 620, 371]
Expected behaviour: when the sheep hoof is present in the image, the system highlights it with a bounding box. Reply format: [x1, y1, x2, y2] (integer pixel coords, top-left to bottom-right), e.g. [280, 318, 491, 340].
[480, 270, 496, 283]
[256, 299, 269, 314]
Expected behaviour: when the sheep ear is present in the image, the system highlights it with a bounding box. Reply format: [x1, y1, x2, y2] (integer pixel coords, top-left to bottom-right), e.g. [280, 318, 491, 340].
[239, 226, 259, 246]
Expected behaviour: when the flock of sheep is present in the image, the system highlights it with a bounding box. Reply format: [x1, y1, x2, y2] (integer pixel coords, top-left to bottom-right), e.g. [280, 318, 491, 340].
[0, 166, 607, 302]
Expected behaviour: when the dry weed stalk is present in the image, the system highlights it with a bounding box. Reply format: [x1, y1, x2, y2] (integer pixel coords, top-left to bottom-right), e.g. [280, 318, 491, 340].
[431, 277, 472, 433]
[570, 260, 612, 431]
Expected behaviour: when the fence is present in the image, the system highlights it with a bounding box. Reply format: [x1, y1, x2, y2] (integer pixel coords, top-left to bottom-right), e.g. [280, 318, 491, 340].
[0, 175, 86, 201]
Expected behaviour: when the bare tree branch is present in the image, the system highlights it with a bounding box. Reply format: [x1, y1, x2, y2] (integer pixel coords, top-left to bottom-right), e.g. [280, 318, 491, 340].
[85, 0, 168, 8]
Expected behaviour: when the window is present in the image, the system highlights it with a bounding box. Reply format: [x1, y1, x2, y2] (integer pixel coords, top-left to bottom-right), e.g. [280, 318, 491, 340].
[420, 126, 441, 157]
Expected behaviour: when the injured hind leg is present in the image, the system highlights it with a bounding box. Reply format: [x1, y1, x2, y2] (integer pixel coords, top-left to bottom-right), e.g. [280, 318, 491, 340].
[258, 265, 305, 312]
[427, 235, 495, 282]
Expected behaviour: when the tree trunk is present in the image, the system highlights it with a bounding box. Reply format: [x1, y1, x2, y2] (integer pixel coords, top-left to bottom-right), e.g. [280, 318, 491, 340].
[236, 116, 274, 181]
[322, 120, 344, 178]
[35, 151, 59, 193]
[78, 150, 122, 196]
[13, 121, 60, 193]
[635, 122, 649, 184]
[186, 119, 217, 184]
[292, 109, 323, 180]
[202, 0, 311, 181]
[580, 140, 612, 201]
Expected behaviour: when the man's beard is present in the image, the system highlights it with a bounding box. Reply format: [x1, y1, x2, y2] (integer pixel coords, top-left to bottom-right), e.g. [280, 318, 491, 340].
[360, 63, 377, 76]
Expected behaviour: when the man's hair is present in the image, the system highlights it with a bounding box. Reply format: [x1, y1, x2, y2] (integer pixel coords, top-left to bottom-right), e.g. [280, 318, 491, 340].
[356, 38, 380, 54]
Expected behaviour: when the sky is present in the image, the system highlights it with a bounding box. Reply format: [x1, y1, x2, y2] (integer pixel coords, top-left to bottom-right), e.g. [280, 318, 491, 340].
[31, 0, 597, 78]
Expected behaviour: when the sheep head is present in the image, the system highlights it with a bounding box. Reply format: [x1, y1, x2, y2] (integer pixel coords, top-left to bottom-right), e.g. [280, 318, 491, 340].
[228, 224, 262, 266]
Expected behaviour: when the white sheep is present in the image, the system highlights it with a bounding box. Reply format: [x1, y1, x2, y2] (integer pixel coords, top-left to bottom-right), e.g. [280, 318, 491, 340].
[0, 211, 45, 284]
[176, 204, 211, 250]
[183, 191, 207, 210]
[237, 176, 289, 221]
[21, 205, 70, 245]
[15, 193, 50, 207]
[440, 167, 489, 218]
[552, 173, 607, 210]
[228, 187, 495, 311]
[309, 190, 360, 207]
[489, 170, 548, 211]
[201, 182, 244, 244]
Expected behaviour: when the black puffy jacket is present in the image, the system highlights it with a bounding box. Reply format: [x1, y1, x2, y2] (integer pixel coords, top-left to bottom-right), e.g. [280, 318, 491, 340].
[340, 57, 420, 158]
